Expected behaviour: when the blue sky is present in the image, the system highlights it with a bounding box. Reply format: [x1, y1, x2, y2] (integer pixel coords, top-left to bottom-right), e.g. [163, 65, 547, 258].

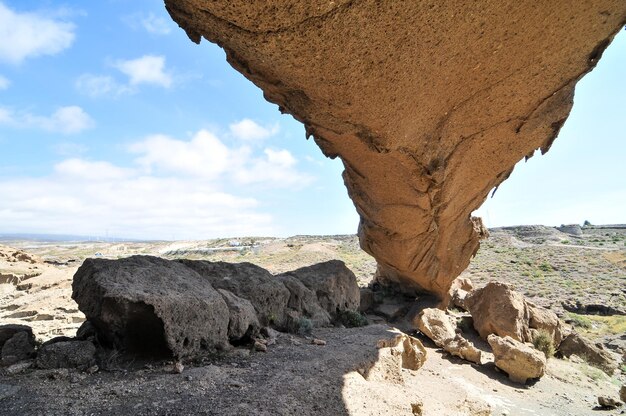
[0, 1, 623, 240]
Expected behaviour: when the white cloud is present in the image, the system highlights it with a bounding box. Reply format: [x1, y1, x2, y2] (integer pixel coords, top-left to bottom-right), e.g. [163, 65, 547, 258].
[75, 74, 131, 98]
[113, 55, 172, 88]
[0, 74, 9, 90]
[0, 2, 75, 64]
[0, 105, 94, 134]
[0, 125, 315, 239]
[123, 12, 172, 35]
[0, 170, 272, 240]
[129, 129, 313, 188]
[140, 13, 171, 35]
[230, 119, 279, 141]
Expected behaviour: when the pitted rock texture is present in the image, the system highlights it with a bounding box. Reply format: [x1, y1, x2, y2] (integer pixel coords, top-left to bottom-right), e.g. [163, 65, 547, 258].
[164, 0, 626, 298]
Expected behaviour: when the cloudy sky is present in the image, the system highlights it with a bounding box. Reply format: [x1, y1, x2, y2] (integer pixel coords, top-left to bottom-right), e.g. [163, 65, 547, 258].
[0, 1, 624, 240]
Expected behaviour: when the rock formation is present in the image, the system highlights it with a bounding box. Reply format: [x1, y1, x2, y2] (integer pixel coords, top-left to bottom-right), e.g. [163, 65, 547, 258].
[488, 334, 546, 384]
[164, 0, 626, 299]
[72, 256, 361, 358]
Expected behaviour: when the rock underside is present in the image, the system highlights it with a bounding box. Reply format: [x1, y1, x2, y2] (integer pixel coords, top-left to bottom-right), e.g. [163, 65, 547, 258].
[163, 0, 626, 299]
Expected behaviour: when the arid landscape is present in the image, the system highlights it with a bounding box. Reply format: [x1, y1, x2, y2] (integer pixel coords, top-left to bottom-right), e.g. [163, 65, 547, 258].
[1, 224, 624, 415]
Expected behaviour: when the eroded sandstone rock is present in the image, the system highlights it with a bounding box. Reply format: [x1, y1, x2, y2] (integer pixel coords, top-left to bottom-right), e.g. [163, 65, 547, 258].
[360, 331, 427, 384]
[164, 0, 626, 298]
[559, 332, 618, 375]
[488, 334, 546, 384]
[465, 282, 563, 347]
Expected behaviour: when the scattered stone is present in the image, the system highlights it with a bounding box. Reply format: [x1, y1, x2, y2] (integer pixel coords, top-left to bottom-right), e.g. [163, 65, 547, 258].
[411, 400, 423, 415]
[86, 365, 99, 375]
[488, 334, 546, 384]
[444, 334, 482, 364]
[173, 361, 184, 374]
[360, 331, 427, 384]
[414, 308, 481, 364]
[559, 332, 617, 375]
[217, 289, 260, 341]
[36, 340, 96, 370]
[253, 341, 267, 352]
[4, 360, 33, 375]
[620, 385, 626, 403]
[1, 331, 36, 366]
[311, 339, 327, 346]
[414, 308, 456, 347]
[73, 256, 230, 358]
[276, 260, 360, 320]
[597, 396, 622, 409]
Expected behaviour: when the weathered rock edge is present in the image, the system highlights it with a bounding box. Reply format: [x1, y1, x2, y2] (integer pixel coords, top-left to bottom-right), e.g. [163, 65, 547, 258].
[164, 0, 626, 299]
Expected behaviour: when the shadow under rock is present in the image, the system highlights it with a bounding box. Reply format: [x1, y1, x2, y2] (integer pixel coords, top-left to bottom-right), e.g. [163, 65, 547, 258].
[0, 325, 410, 416]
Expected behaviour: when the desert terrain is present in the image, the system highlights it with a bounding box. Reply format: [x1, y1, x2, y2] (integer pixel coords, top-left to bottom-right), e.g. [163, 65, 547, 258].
[0, 224, 625, 415]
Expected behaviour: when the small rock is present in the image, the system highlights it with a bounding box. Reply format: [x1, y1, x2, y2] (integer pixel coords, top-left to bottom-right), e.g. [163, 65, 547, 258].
[4, 360, 33, 375]
[598, 396, 622, 409]
[411, 400, 423, 415]
[312, 339, 327, 346]
[620, 385, 625, 403]
[36, 340, 96, 370]
[1, 331, 36, 366]
[86, 365, 99, 374]
[185, 375, 193, 381]
[173, 361, 184, 374]
[253, 341, 267, 352]
[0, 324, 34, 349]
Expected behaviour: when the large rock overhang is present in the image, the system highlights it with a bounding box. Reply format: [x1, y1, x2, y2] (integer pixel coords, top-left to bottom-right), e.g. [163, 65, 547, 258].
[164, 0, 626, 299]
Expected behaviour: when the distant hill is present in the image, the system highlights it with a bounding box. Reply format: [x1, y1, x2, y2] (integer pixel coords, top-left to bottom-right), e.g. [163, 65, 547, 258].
[0, 233, 144, 243]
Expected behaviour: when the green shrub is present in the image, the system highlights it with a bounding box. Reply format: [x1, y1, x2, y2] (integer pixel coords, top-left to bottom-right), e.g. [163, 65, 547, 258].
[567, 313, 593, 329]
[337, 310, 368, 328]
[296, 317, 313, 335]
[532, 330, 555, 358]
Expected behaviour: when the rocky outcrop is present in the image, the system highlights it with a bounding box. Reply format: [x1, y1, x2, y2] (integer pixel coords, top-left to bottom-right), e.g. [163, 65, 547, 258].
[72, 256, 361, 358]
[276, 260, 360, 319]
[1, 331, 35, 366]
[164, 0, 626, 298]
[559, 332, 618, 375]
[488, 334, 546, 384]
[72, 256, 231, 358]
[465, 282, 563, 346]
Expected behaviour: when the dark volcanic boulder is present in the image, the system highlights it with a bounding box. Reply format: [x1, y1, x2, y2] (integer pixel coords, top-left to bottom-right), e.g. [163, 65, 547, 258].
[276, 274, 331, 326]
[72, 256, 230, 358]
[0, 325, 34, 349]
[1, 331, 36, 366]
[217, 289, 260, 341]
[178, 260, 290, 328]
[276, 260, 360, 319]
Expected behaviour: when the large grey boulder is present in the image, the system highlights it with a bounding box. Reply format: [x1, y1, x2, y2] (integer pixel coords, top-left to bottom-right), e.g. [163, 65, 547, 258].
[72, 256, 230, 358]
[276, 260, 360, 319]
[179, 260, 291, 328]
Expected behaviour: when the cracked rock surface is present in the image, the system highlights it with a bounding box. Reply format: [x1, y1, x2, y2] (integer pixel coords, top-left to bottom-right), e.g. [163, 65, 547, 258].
[164, 0, 626, 298]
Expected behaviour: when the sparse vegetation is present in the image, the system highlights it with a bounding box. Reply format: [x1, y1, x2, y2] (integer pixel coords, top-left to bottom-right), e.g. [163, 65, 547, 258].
[336, 310, 368, 328]
[566, 312, 593, 329]
[532, 330, 555, 358]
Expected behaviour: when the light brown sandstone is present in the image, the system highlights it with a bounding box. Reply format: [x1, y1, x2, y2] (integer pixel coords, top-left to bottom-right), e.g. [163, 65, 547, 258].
[165, 0, 626, 298]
